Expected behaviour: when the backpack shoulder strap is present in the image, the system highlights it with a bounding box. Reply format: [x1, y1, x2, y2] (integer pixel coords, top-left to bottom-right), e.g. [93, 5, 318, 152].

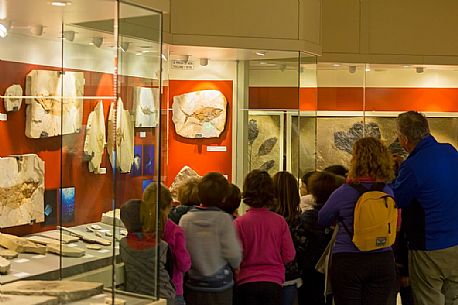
[349, 183, 368, 195]
[369, 182, 386, 192]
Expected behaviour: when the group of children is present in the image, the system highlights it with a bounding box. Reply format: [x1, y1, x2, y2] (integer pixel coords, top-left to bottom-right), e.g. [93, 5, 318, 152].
[119, 168, 344, 305]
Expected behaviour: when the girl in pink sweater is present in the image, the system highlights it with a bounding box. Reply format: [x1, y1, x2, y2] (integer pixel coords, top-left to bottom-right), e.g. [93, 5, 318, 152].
[234, 170, 296, 305]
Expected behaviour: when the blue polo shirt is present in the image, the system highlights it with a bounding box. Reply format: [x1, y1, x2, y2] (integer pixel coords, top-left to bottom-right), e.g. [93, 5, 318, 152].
[393, 135, 458, 251]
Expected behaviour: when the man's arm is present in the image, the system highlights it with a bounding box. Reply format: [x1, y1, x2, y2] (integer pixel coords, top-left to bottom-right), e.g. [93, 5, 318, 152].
[393, 163, 417, 208]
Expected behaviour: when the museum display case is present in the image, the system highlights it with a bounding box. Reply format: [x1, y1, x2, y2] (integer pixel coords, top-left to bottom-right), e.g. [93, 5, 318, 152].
[0, 0, 165, 303]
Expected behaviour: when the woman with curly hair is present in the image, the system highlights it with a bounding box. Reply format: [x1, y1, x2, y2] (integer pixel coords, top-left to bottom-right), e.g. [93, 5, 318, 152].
[318, 137, 396, 305]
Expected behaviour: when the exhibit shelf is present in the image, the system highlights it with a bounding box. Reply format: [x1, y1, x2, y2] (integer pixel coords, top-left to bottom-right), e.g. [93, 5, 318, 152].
[0, 222, 121, 285]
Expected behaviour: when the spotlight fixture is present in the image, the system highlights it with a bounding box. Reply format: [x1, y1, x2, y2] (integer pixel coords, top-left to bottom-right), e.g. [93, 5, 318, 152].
[135, 52, 142, 56]
[199, 58, 209, 66]
[92, 37, 103, 48]
[30, 25, 44, 36]
[332, 64, 341, 67]
[365, 67, 371, 72]
[256, 51, 266, 56]
[0, 23, 8, 38]
[161, 54, 168, 61]
[349, 65, 357, 74]
[120, 42, 130, 52]
[279, 64, 287, 72]
[50, 1, 71, 7]
[62, 30, 75, 42]
[416, 67, 425, 73]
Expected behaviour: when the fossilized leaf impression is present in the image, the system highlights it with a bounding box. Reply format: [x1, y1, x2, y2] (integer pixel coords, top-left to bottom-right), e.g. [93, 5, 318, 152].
[134, 87, 159, 127]
[25, 70, 84, 138]
[84, 101, 106, 174]
[172, 90, 227, 138]
[0, 154, 45, 228]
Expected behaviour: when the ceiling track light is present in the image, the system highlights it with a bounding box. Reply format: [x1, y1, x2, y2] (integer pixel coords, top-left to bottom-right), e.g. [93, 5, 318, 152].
[0, 23, 7, 38]
[256, 51, 266, 56]
[92, 37, 103, 48]
[30, 25, 44, 36]
[50, 1, 71, 7]
[349, 65, 357, 74]
[199, 58, 209, 66]
[416, 67, 425, 73]
[62, 30, 75, 42]
[120, 42, 130, 52]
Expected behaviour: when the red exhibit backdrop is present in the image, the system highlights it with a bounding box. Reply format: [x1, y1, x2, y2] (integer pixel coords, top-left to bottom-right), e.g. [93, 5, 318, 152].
[249, 87, 458, 112]
[166, 80, 233, 185]
[0, 60, 159, 236]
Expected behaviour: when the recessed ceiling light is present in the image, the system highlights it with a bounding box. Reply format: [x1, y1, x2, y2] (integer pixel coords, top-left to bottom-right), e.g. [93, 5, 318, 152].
[88, 42, 94, 46]
[256, 51, 266, 56]
[403, 65, 411, 68]
[0, 24, 8, 38]
[50, 1, 71, 7]
[332, 64, 341, 67]
[365, 68, 371, 72]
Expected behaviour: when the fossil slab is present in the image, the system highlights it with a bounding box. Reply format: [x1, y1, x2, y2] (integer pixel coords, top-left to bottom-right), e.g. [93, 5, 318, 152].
[0, 249, 18, 259]
[134, 87, 159, 127]
[1, 280, 103, 302]
[101, 209, 124, 227]
[84, 101, 106, 174]
[26, 236, 85, 258]
[46, 243, 85, 258]
[247, 114, 281, 175]
[25, 70, 84, 138]
[172, 90, 227, 138]
[169, 165, 201, 200]
[4, 84, 23, 112]
[0, 256, 11, 274]
[107, 99, 134, 173]
[37, 231, 80, 244]
[60, 227, 111, 246]
[0, 233, 46, 254]
[0, 295, 58, 305]
[0, 154, 44, 228]
[86, 244, 102, 250]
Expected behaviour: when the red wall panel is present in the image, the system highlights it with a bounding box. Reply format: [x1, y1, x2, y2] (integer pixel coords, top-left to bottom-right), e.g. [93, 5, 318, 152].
[166, 80, 233, 185]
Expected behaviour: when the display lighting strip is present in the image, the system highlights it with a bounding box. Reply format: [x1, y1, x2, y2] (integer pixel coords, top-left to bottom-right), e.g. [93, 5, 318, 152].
[0, 95, 117, 100]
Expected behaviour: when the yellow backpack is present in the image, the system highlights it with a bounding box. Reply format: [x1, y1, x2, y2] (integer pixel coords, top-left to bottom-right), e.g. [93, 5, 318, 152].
[341, 183, 398, 251]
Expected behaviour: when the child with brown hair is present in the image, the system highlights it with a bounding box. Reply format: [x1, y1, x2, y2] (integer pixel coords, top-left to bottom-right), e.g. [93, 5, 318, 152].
[234, 170, 296, 305]
[119, 198, 175, 304]
[179, 172, 242, 305]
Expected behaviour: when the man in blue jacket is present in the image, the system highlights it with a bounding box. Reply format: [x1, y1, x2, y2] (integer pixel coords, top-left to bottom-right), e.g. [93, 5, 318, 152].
[393, 111, 458, 305]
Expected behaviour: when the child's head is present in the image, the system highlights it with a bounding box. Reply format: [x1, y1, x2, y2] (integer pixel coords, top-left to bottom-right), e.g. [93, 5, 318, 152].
[300, 171, 315, 196]
[120, 199, 142, 233]
[141, 182, 173, 235]
[198, 172, 229, 207]
[177, 177, 201, 206]
[323, 164, 349, 178]
[273, 171, 301, 221]
[243, 170, 274, 208]
[308, 172, 345, 207]
[220, 183, 241, 215]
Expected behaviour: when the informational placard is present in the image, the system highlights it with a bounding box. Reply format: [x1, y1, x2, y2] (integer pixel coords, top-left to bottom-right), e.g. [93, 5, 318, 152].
[206, 146, 227, 152]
